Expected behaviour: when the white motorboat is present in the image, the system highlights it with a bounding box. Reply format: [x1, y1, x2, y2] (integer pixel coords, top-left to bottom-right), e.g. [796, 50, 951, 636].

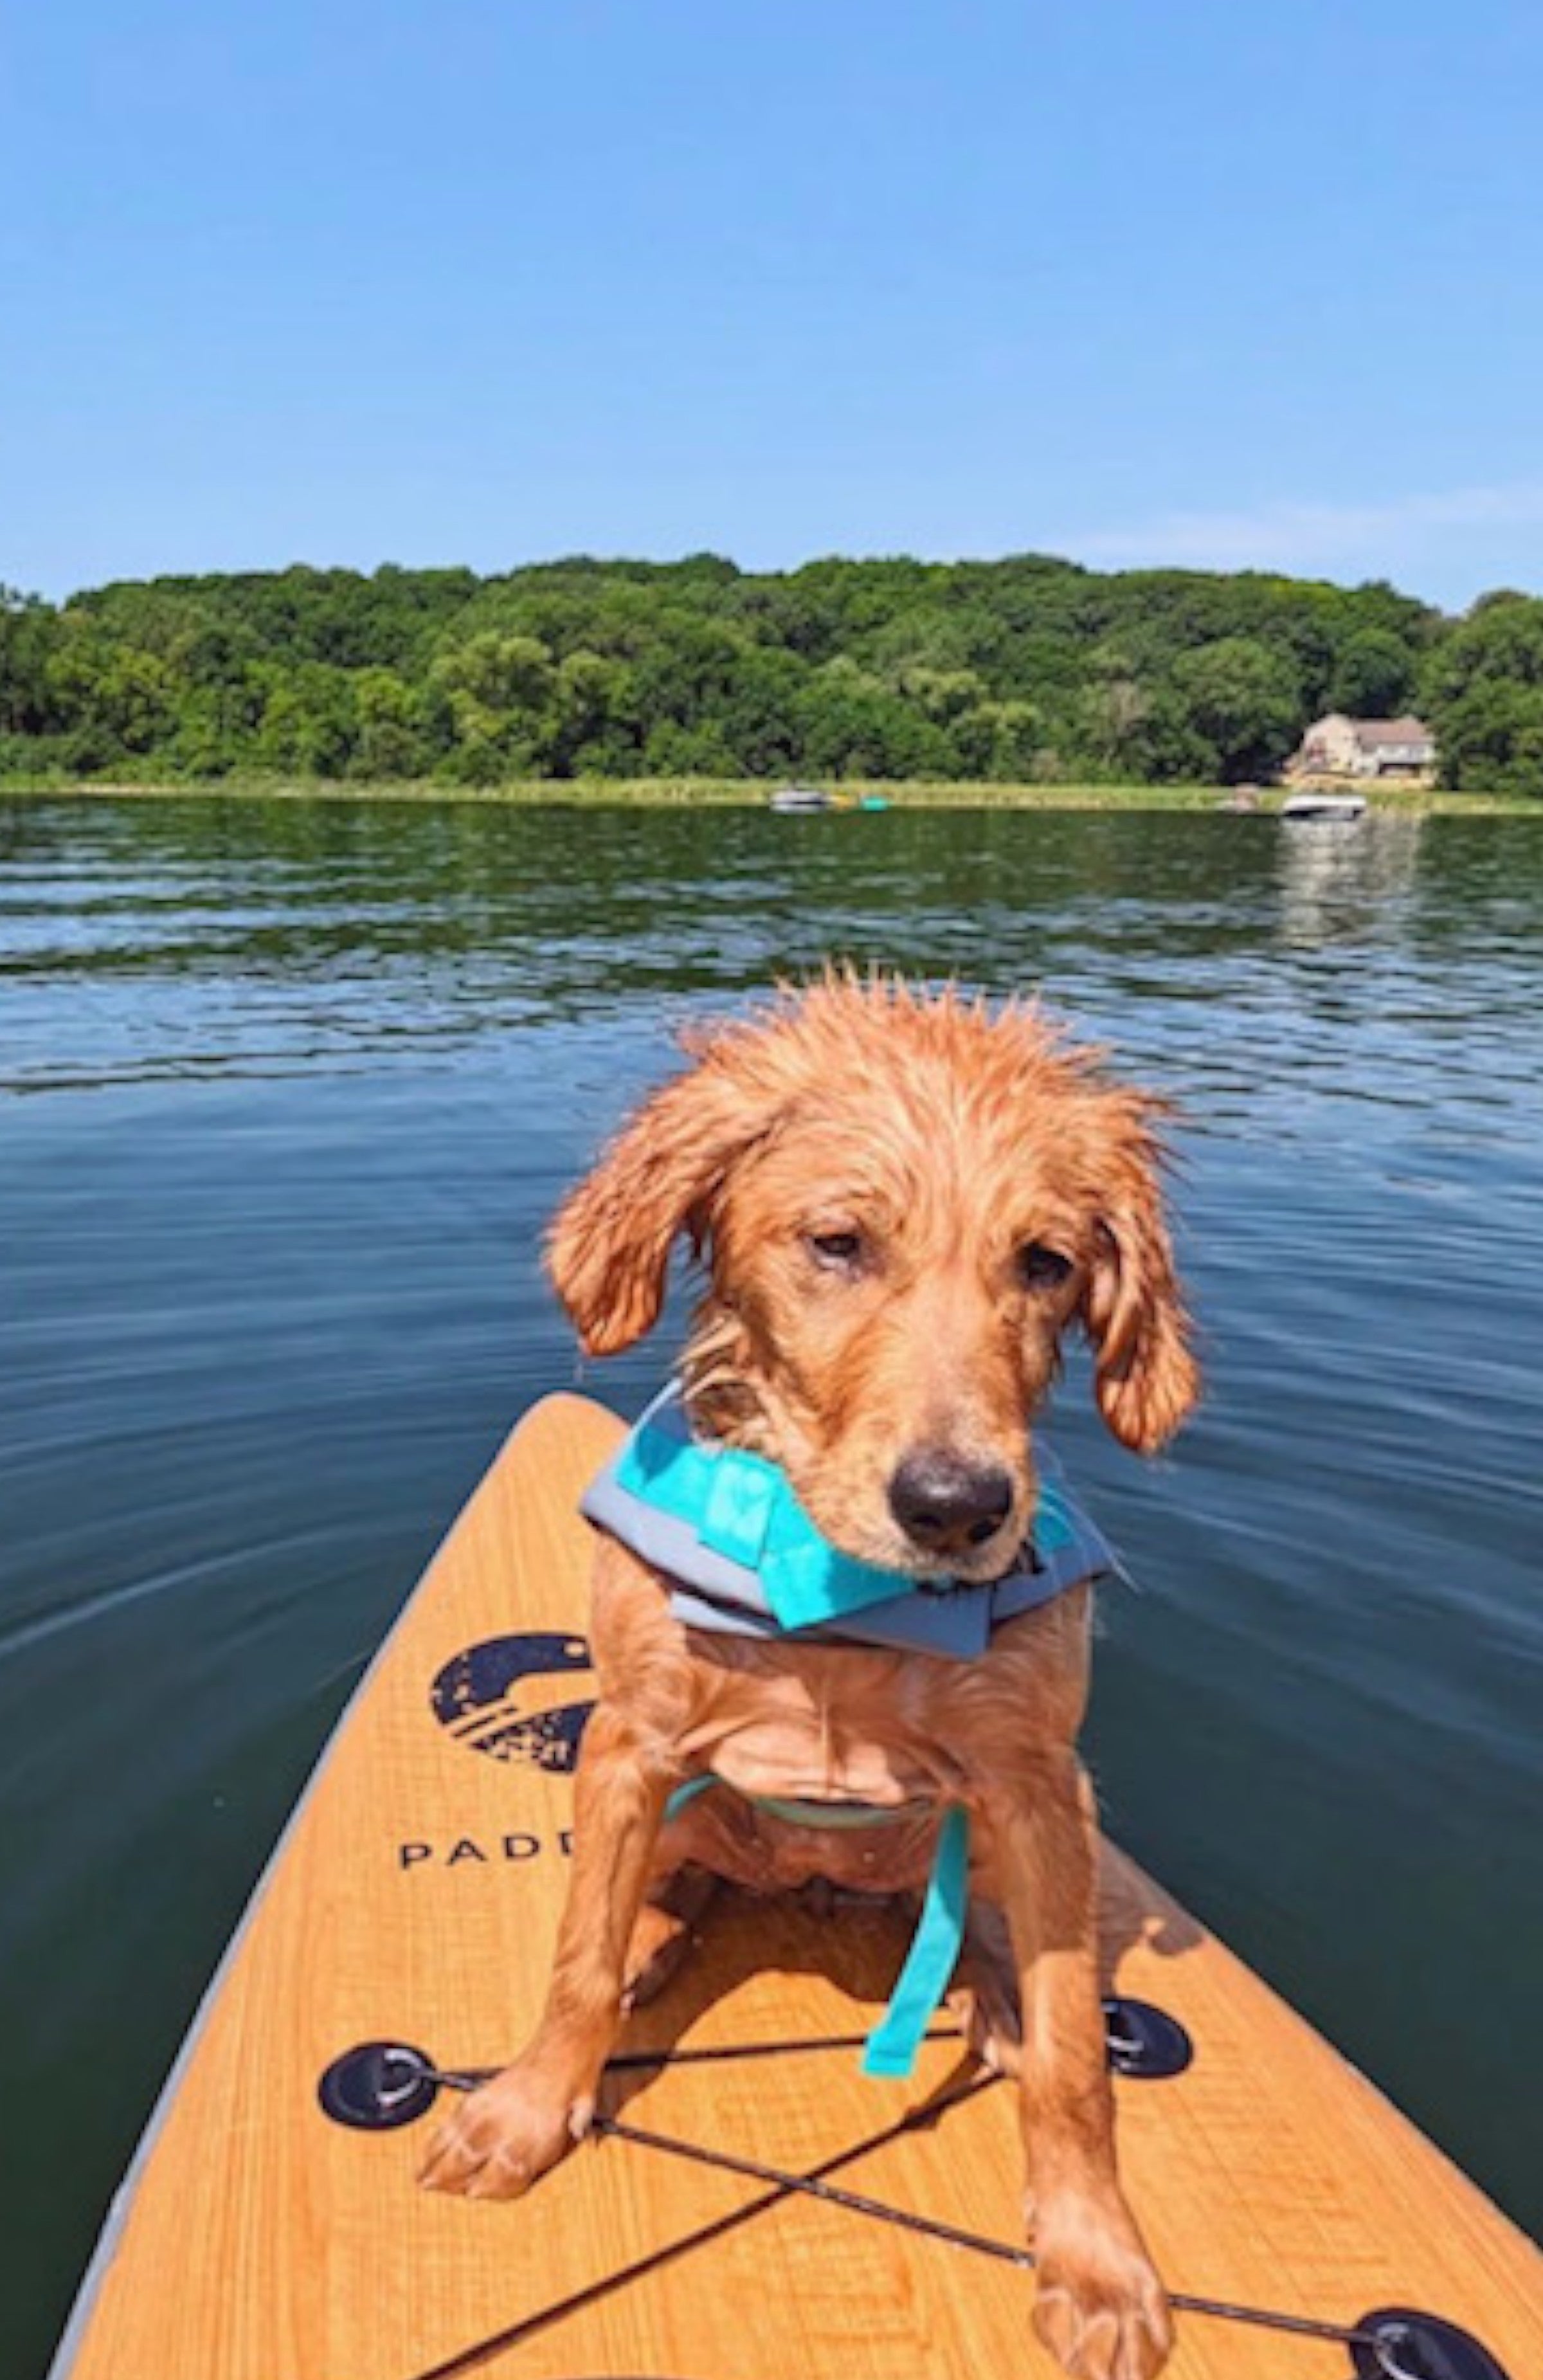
[1281, 791, 1367, 822]
[769, 784, 834, 813]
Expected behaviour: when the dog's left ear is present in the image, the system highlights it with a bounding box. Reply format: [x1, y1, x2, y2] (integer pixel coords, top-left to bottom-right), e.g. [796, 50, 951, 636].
[546, 1036, 769, 1356]
[1079, 1106, 1200, 1454]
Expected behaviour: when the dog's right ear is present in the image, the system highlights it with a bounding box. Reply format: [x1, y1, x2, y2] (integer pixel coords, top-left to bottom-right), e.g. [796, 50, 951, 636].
[546, 1047, 766, 1356]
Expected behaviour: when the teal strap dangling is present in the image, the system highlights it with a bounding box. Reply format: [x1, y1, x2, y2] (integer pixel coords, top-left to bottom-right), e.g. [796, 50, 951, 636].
[860, 1804, 971, 2079]
[662, 1776, 970, 2081]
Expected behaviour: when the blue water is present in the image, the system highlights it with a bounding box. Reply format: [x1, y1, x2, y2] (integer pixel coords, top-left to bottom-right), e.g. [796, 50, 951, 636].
[3, 795, 1540, 2374]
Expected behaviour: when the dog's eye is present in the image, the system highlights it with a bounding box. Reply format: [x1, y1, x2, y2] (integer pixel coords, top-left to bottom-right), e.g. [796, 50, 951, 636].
[806, 1228, 865, 1272]
[1016, 1241, 1073, 1291]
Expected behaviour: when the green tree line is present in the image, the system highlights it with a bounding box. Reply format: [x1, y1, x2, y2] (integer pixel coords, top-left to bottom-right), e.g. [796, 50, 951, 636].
[2, 552, 1540, 791]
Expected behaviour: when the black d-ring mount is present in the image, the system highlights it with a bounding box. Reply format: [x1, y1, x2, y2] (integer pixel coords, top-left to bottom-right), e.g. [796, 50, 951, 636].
[318, 2040, 442, 2130]
[1351, 2307, 1513, 2380]
[1102, 1995, 1193, 2079]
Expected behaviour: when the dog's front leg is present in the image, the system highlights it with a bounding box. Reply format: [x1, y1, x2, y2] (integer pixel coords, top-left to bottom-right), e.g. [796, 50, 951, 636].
[980, 1757, 1171, 2380]
[419, 1703, 671, 2201]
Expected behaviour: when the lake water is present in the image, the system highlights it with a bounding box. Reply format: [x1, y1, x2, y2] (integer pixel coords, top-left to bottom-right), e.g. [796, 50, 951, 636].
[3, 794, 1541, 2374]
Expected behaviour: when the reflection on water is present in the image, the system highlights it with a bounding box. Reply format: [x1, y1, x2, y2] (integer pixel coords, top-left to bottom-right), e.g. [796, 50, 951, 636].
[3, 796, 1542, 2377]
[1275, 811, 1426, 947]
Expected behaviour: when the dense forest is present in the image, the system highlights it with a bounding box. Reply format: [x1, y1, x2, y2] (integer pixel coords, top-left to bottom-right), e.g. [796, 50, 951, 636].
[2, 552, 1541, 792]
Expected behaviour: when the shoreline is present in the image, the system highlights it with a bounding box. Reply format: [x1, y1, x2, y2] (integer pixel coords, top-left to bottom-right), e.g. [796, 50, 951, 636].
[0, 777, 1533, 815]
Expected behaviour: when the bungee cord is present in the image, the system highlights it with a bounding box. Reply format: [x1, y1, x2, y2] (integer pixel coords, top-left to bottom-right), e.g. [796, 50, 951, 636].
[389, 2037, 1430, 2373]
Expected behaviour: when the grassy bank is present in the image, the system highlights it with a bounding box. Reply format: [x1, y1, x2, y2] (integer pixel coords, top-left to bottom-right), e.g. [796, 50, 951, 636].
[0, 776, 1533, 814]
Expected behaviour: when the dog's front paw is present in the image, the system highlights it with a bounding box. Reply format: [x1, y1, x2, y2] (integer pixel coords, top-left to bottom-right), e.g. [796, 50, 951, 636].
[417, 2058, 591, 2201]
[1032, 2202, 1171, 2380]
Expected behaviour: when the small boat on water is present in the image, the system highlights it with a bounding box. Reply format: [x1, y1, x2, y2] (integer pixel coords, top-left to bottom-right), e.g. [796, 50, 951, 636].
[770, 784, 834, 813]
[1281, 792, 1367, 822]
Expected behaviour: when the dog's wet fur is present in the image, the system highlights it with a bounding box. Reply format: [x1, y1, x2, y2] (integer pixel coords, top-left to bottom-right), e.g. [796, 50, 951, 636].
[420, 977, 1198, 2380]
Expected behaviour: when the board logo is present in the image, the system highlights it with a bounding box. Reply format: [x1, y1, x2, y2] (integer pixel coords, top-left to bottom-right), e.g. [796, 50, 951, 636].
[430, 1631, 595, 1772]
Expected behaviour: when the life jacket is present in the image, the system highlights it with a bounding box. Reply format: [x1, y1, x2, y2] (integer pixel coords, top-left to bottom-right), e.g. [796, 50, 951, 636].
[581, 1381, 1117, 1660]
[580, 1382, 1118, 2078]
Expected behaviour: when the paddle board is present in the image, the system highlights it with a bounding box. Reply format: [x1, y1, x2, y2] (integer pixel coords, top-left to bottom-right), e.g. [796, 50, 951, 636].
[48, 1394, 1540, 2380]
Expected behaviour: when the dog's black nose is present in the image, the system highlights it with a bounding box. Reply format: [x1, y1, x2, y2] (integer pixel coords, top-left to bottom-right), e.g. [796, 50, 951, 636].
[888, 1450, 1015, 1559]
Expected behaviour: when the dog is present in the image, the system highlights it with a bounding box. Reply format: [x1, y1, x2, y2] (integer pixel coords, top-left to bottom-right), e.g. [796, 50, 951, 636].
[420, 974, 1199, 2380]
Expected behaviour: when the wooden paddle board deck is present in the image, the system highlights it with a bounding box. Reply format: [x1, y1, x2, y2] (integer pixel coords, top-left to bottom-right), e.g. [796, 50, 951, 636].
[51, 1394, 1540, 2380]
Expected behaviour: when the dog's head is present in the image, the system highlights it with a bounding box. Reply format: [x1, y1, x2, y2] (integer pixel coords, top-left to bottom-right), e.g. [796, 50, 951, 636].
[548, 976, 1198, 1583]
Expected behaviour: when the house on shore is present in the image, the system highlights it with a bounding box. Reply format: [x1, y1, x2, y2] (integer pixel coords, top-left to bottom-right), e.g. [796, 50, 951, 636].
[1290, 714, 1437, 783]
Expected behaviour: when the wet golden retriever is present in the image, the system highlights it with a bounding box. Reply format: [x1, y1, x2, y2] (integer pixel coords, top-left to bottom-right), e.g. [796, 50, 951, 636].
[421, 976, 1198, 2380]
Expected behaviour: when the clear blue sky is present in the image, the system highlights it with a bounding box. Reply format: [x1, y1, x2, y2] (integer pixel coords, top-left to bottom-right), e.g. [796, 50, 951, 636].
[3, 0, 1540, 609]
